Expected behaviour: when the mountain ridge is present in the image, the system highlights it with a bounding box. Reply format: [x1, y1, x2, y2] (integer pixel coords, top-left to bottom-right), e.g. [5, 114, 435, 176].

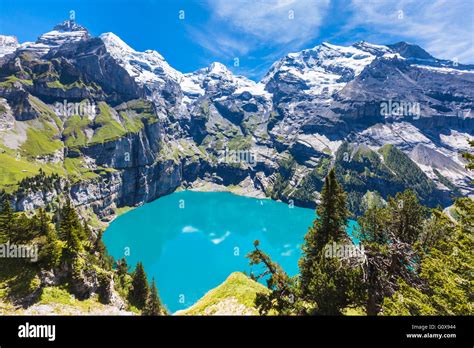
[0, 19, 472, 221]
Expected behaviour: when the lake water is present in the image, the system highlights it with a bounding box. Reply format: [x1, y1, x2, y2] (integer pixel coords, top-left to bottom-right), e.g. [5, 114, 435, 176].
[103, 190, 358, 313]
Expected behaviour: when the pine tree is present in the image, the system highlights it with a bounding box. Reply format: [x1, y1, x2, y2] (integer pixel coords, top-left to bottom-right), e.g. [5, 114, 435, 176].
[94, 230, 106, 255]
[59, 198, 83, 254]
[83, 220, 92, 240]
[40, 222, 62, 269]
[383, 198, 473, 315]
[299, 168, 353, 303]
[246, 240, 296, 315]
[358, 190, 426, 315]
[129, 262, 149, 309]
[386, 190, 427, 244]
[0, 199, 15, 243]
[357, 206, 389, 244]
[37, 208, 52, 237]
[144, 277, 163, 316]
[116, 257, 129, 279]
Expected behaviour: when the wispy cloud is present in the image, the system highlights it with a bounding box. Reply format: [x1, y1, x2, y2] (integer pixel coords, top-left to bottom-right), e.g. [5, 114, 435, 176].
[208, 0, 330, 46]
[186, 0, 473, 79]
[188, 0, 331, 77]
[347, 0, 474, 63]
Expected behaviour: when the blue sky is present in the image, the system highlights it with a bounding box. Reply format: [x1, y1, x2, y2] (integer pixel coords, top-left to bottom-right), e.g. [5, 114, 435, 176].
[0, 0, 473, 80]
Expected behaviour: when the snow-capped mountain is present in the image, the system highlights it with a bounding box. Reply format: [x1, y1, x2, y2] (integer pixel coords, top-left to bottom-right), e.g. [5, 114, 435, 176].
[100, 32, 182, 89]
[19, 20, 89, 57]
[182, 62, 269, 100]
[0, 21, 472, 216]
[262, 41, 393, 99]
[0, 35, 19, 58]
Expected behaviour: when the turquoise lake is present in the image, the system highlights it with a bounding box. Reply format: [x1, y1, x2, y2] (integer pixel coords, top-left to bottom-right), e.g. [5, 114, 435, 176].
[103, 190, 358, 313]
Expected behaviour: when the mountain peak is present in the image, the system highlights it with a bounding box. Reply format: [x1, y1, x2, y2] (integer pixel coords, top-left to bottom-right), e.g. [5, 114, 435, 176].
[17, 20, 90, 56]
[208, 62, 231, 75]
[352, 41, 391, 56]
[100, 32, 134, 53]
[53, 20, 88, 33]
[387, 41, 434, 60]
[0, 35, 19, 58]
[99, 32, 182, 86]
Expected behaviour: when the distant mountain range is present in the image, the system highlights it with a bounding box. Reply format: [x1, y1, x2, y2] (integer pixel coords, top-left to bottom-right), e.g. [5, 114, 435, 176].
[0, 20, 472, 218]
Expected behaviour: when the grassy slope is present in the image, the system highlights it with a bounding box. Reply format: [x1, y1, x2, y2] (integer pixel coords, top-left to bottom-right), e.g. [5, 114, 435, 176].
[176, 272, 270, 315]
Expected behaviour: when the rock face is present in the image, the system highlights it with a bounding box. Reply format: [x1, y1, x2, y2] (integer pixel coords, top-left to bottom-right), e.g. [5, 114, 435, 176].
[0, 21, 472, 219]
[0, 35, 19, 58]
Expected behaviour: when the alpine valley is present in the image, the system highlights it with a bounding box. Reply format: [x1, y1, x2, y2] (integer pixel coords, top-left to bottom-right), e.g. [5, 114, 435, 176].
[0, 20, 472, 315]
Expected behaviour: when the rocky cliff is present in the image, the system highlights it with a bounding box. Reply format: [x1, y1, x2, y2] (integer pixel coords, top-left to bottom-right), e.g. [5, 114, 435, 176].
[0, 20, 472, 219]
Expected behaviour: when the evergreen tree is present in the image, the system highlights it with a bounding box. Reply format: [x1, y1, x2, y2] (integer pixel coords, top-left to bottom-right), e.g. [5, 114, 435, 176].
[58, 198, 83, 254]
[14, 214, 35, 243]
[94, 230, 106, 255]
[129, 262, 149, 309]
[83, 220, 93, 241]
[40, 223, 62, 269]
[386, 190, 427, 244]
[0, 199, 15, 243]
[297, 168, 363, 314]
[246, 240, 296, 315]
[358, 190, 427, 315]
[303, 252, 365, 315]
[37, 208, 51, 237]
[383, 198, 473, 315]
[144, 277, 163, 316]
[116, 257, 129, 279]
[357, 206, 389, 244]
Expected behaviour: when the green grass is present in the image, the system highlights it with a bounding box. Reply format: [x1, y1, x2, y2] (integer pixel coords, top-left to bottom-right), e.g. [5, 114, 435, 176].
[114, 206, 135, 217]
[90, 102, 127, 144]
[28, 95, 62, 129]
[120, 112, 144, 133]
[21, 127, 63, 157]
[46, 80, 85, 90]
[227, 135, 252, 151]
[21, 96, 64, 158]
[342, 307, 366, 315]
[176, 272, 270, 315]
[0, 258, 40, 300]
[0, 150, 64, 191]
[64, 101, 156, 147]
[38, 286, 107, 313]
[64, 157, 99, 181]
[91, 120, 126, 143]
[63, 114, 91, 148]
[0, 75, 33, 88]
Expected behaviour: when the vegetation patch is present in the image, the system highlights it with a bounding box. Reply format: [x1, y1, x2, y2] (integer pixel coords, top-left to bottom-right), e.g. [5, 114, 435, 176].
[176, 272, 270, 315]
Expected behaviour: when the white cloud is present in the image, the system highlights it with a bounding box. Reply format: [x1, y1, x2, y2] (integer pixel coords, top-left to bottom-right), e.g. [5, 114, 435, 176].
[209, 0, 330, 45]
[190, 0, 330, 58]
[348, 0, 474, 63]
[182, 225, 199, 233]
